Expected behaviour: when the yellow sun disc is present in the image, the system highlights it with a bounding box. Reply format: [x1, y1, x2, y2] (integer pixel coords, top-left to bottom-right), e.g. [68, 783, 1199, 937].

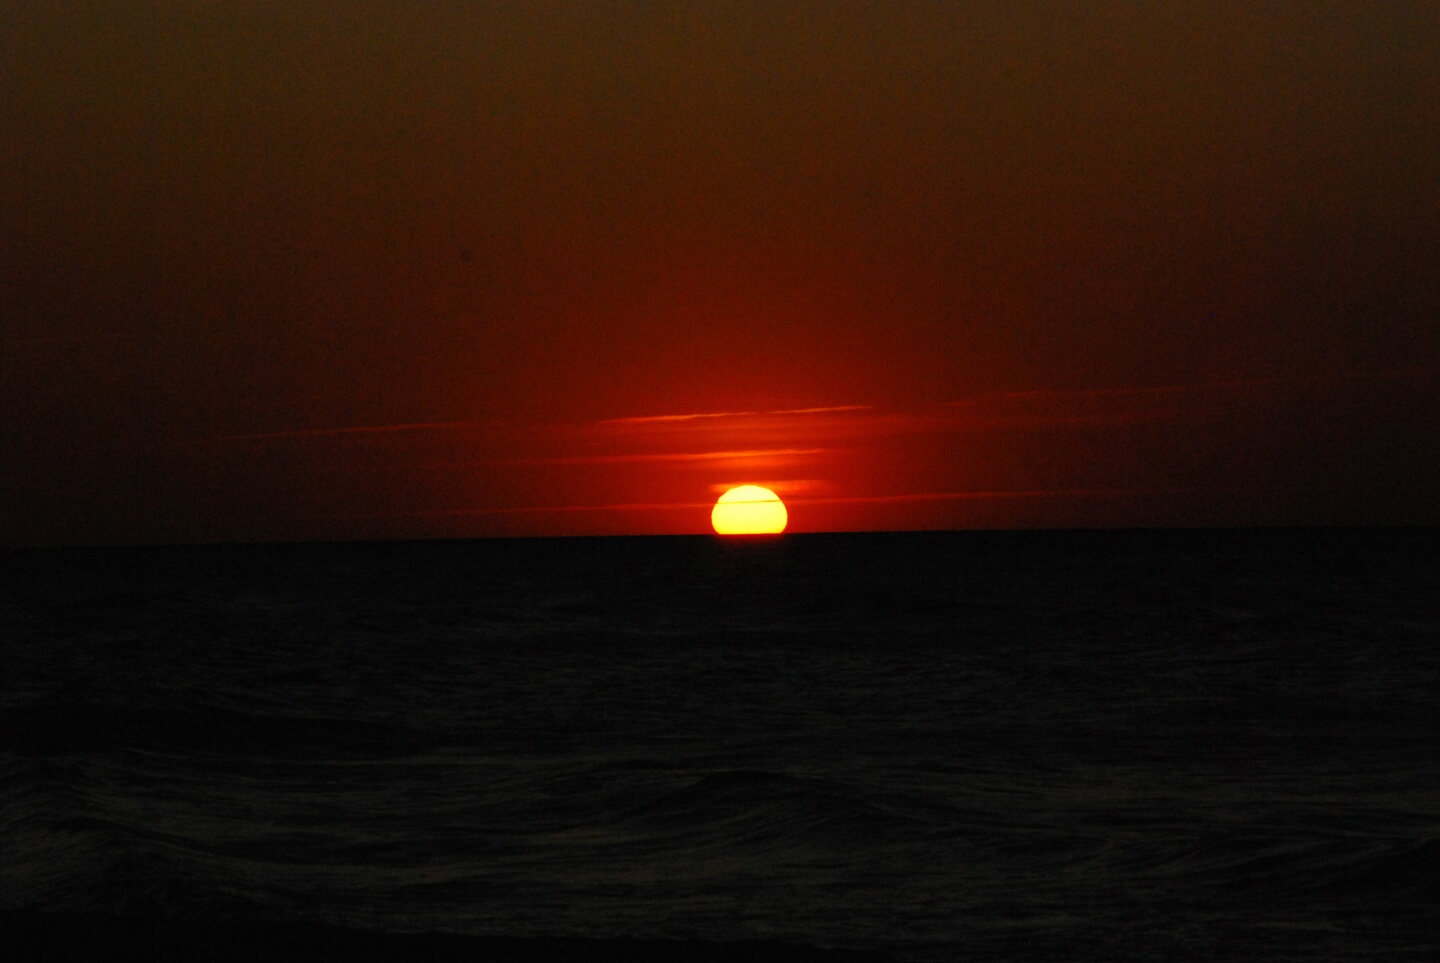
[711, 485, 788, 535]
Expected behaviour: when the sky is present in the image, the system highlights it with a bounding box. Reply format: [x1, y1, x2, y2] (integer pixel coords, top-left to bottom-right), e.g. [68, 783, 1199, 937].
[3, 1, 1438, 545]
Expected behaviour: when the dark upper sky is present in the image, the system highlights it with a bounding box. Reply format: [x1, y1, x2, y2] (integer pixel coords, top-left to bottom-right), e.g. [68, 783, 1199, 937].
[4, 1, 1438, 544]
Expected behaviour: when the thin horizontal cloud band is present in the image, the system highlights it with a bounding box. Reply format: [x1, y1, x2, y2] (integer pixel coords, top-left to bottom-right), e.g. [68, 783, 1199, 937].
[946, 366, 1440, 407]
[209, 422, 480, 442]
[599, 405, 870, 425]
[245, 486, 1317, 525]
[493, 449, 831, 466]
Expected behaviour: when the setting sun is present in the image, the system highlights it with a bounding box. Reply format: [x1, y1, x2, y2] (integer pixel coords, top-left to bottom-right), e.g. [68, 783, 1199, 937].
[711, 486, 788, 535]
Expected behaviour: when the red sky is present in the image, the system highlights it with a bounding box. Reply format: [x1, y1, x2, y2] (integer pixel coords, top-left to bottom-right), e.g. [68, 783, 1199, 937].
[4, 1, 1438, 544]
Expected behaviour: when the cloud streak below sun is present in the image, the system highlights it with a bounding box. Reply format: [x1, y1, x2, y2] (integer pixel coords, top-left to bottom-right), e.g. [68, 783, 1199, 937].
[2, 2, 1436, 544]
[151, 364, 1440, 540]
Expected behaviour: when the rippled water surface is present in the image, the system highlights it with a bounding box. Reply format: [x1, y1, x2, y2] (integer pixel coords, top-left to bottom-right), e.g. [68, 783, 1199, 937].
[2, 530, 1436, 960]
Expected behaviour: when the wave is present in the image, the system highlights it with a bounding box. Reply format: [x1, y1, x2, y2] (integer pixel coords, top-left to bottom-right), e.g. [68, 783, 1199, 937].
[0, 696, 431, 758]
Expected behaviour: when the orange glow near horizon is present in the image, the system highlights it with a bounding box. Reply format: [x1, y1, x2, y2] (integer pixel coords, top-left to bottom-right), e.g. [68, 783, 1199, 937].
[711, 486, 788, 535]
[3, 5, 1438, 546]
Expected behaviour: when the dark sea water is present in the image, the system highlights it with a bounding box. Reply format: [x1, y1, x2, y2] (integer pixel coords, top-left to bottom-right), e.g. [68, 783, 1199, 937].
[2, 529, 1437, 961]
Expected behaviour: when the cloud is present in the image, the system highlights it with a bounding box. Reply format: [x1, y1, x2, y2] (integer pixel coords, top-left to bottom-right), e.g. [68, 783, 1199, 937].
[598, 405, 871, 426]
[2, 332, 143, 348]
[792, 490, 1098, 505]
[790, 485, 1307, 506]
[209, 422, 479, 443]
[597, 411, 759, 426]
[770, 405, 873, 415]
[374, 500, 717, 518]
[947, 366, 1440, 410]
[496, 448, 832, 466]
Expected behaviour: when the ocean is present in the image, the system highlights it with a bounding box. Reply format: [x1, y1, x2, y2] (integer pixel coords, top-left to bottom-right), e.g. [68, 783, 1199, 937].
[2, 529, 1436, 960]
